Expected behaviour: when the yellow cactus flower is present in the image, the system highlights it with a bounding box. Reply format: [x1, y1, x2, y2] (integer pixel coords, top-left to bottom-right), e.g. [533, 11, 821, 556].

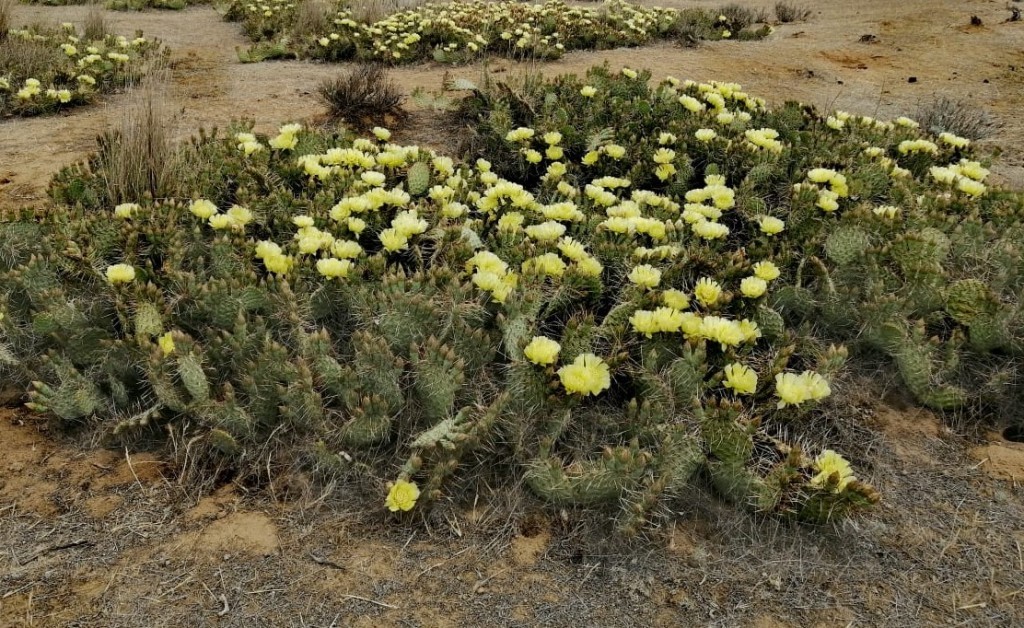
[316, 258, 353, 279]
[208, 214, 234, 230]
[740, 276, 768, 298]
[385, 478, 420, 512]
[523, 336, 561, 366]
[775, 371, 831, 409]
[956, 177, 986, 197]
[158, 332, 175, 357]
[758, 216, 785, 235]
[809, 449, 855, 491]
[525, 220, 567, 242]
[752, 261, 781, 281]
[114, 203, 139, 219]
[604, 144, 626, 159]
[189, 199, 218, 220]
[227, 205, 253, 227]
[662, 289, 690, 310]
[723, 363, 757, 395]
[694, 277, 722, 307]
[105, 263, 136, 285]
[379, 228, 410, 252]
[558, 353, 611, 397]
[628, 264, 662, 289]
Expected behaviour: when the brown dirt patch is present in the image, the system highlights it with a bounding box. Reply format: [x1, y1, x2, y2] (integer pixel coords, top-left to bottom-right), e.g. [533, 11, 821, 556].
[188, 511, 281, 558]
[872, 405, 949, 463]
[971, 433, 1024, 482]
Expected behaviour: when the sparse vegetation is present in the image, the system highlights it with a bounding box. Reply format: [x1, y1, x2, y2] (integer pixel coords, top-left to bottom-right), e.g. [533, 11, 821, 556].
[225, 0, 771, 64]
[774, 2, 812, 23]
[0, 22, 166, 117]
[317, 63, 405, 126]
[24, 0, 211, 10]
[915, 95, 997, 141]
[83, 2, 108, 41]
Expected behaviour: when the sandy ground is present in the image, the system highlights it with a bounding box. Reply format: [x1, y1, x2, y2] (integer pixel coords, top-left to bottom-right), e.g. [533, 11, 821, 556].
[3, 1, 1024, 625]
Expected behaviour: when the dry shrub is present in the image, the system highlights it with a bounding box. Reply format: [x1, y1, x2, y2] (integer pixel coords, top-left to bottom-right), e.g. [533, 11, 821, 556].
[317, 63, 405, 126]
[0, 31, 66, 79]
[292, 0, 333, 41]
[83, 2, 108, 42]
[716, 3, 767, 30]
[774, 2, 812, 23]
[915, 96, 996, 140]
[348, 0, 430, 24]
[97, 67, 176, 204]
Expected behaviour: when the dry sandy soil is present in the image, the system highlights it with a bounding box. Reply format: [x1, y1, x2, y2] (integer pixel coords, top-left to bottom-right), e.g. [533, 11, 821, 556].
[2, 0, 1024, 625]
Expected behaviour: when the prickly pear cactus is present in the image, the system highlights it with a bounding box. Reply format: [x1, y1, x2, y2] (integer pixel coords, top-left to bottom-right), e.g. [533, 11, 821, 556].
[945, 279, 997, 326]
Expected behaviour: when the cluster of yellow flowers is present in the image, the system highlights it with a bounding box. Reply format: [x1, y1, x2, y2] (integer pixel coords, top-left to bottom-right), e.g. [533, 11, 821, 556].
[929, 158, 989, 198]
[744, 128, 784, 153]
[897, 139, 939, 156]
[254, 240, 295, 274]
[628, 304, 761, 349]
[801, 167, 851, 213]
[681, 174, 735, 240]
[292, 0, 680, 63]
[523, 337, 611, 395]
[269, 123, 303, 150]
[1, 26, 156, 115]
[774, 371, 831, 408]
[187, 199, 254, 232]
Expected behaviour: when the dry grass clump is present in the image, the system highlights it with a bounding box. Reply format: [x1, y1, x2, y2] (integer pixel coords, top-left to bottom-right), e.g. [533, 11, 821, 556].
[291, 0, 333, 41]
[96, 68, 176, 204]
[717, 3, 769, 30]
[317, 63, 405, 126]
[774, 2, 812, 23]
[83, 2, 108, 41]
[0, 31, 65, 80]
[348, 0, 431, 24]
[915, 96, 996, 140]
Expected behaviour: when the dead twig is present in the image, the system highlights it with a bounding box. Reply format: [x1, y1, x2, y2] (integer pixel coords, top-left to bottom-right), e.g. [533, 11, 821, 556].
[18, 538, 93, 565]
[339, 593, 397, 609]
[217, 594, 230, 616]
[414, 546, 474, 581]
[309, 552, 346, 570]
